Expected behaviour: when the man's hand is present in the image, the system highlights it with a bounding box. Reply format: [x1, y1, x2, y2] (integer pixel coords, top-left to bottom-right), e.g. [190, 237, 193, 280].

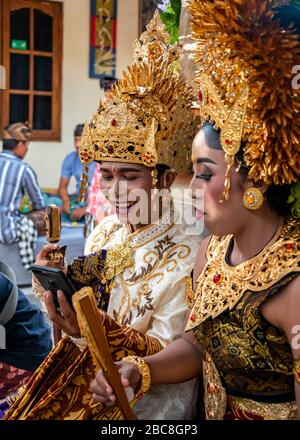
[90, 362, 141, 404]
[35, 244, 66, 270]
[70, 207, 86, 220]
[45, 290, 81, 338]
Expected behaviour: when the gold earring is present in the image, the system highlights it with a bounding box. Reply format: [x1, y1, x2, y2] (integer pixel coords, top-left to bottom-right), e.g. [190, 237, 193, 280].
[242, 187, 264, 210]
[151, 168, 158, 187]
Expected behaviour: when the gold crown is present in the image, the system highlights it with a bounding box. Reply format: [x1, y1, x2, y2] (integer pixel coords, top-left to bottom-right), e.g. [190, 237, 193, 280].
[80, 11, 199, 176]
[189, 0, 300, 199]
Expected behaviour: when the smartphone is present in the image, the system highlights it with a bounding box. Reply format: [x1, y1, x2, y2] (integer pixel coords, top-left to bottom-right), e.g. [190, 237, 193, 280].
[29, 264, 76, 309]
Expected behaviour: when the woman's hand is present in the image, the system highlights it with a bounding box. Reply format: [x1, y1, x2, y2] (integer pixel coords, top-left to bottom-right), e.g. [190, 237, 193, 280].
[45, 290, 81, 338]
[90, 362, 141, 404]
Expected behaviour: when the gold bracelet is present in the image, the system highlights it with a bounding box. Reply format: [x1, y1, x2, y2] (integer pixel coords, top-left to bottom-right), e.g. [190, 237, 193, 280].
[293, 359, 300, 385]
[122, 355, 151, 399]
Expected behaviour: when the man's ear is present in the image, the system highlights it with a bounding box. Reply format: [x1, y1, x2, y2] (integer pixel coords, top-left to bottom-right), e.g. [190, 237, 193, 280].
[243, 179, 268, 196]
[160, 169, 177, 189]
[14, 142, 22, 155]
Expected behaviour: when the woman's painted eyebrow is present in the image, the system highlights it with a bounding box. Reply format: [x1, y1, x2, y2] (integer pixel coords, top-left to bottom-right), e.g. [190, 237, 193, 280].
[195, 157, 217, 165]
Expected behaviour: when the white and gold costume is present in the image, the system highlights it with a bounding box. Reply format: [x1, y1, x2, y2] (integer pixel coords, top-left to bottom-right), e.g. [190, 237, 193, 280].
[85, 211, 200, 419]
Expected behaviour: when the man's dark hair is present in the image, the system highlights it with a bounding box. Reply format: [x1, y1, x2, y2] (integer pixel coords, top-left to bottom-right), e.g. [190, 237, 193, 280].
[99, 75, 117, 92]
[156, 164, 170, 179]
[2, 139, 19, 151]
[74, 124, 84, 138]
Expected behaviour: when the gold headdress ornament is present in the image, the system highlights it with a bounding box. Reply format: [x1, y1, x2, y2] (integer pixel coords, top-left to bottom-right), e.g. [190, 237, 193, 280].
[79, 11, 199, 200]
[189, 0, 300, 201]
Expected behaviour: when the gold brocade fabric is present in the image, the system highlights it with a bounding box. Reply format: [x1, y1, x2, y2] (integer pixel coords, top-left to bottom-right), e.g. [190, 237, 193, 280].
[67, 234, 134, 310]
[226, 396, 298, 420]
[5, 212, 198, 420]
[4, 312, 162, 420]
[202, 354, 298, 420]
[190, 218, 300, 409]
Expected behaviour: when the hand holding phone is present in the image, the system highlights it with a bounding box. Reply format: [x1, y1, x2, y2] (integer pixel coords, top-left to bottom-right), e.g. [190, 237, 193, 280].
[30, 265, 81, 337]
[29, 264, 76, 309]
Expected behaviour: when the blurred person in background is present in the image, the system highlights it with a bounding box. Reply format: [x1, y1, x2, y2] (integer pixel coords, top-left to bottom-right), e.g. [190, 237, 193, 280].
[0, 122, 46, 268]
[58, 124, 96, 222]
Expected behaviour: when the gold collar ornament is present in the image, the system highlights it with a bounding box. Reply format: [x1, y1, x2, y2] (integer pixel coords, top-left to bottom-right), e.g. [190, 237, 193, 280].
[79, 10, 199, 202]
[188, 0, 300, 201]
[186, 218, 300, 331]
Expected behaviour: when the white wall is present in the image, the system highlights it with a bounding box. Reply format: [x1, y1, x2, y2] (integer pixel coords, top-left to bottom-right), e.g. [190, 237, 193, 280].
[26, 0, 139, 189]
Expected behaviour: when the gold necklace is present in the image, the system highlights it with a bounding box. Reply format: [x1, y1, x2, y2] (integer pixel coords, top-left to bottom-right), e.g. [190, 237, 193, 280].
[186, 217, 300, 331]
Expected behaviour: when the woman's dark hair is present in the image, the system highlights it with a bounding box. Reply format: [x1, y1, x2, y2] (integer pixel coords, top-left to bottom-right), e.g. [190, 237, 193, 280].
[202, 122, 292, 217]
[74, 124, 84, 138]
[2, 139, 19, 151]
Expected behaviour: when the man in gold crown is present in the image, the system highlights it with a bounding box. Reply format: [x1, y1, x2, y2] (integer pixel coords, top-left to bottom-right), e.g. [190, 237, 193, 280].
[2, 12, 201, 420]
[91, 0, 300, 420]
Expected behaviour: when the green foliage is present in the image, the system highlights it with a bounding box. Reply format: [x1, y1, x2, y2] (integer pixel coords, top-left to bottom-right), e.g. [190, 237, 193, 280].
[158, 0, 182, 44]
[287, 181, 300, 218]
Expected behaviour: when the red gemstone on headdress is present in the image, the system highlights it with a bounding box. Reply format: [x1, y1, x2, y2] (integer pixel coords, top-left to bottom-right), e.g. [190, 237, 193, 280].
[111, 119, 117, 127]
[284, 243, 294, 252]
[213, 273, 222, 284]
[190, 314, 196, 322]
[107, 145, 114, 154]
[225, 139, 232, 145]
[198, 90, 203, 103]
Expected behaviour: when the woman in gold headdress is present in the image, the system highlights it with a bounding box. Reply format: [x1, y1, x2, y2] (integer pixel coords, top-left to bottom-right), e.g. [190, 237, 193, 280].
[91, 0, 300, 420]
